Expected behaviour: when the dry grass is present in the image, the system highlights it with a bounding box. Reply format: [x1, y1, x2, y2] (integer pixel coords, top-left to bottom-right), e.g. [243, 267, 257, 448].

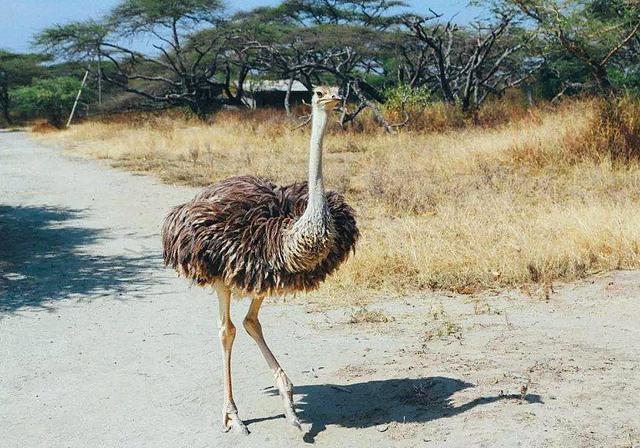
[348, 307, 392, 324]
[425, 320, 462, 341]
[38, 96, 640, 302]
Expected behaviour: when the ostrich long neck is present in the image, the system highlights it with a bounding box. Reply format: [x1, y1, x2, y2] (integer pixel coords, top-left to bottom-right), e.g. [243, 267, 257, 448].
[306, 105, 328, 215]
[281, 105, 333, 272]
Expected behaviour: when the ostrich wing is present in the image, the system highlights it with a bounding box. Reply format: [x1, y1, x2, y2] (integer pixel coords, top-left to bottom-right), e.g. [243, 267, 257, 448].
[162, 175, 358, 295]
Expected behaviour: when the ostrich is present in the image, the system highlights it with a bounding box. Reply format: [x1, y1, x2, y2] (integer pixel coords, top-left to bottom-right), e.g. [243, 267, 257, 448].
[161, 86, 359, 434]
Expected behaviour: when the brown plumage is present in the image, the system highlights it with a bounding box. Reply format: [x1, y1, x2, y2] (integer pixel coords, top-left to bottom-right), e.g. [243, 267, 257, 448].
[161, 175, 358, 295]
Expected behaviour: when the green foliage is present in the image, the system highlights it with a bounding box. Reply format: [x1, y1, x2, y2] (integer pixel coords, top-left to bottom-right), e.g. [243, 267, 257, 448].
[277, 0, 406, 28]
[110, 0, 224, 33]
[12, 77, 86, 128]
[533, 54, 591, 99]
[384, 84, 431, 111]
[0, 51, 48, 86]
[16, 0, 640, 121]
[505, 0, 640, 89]
[34, 21, 109, 61]
[0, 51, 50, 124]
[609, 68, 640, 95]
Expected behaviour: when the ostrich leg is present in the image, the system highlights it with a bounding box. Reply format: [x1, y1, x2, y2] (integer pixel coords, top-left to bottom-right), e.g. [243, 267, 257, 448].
[243, 297, 302, 429]
[215, 284, 249, 435]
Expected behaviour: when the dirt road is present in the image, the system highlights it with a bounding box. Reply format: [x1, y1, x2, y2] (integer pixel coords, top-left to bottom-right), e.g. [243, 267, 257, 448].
[1, 131, 639, 447]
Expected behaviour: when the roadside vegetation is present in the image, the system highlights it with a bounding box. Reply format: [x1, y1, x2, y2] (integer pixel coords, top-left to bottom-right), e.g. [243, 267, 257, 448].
[38, 94, 640, 300]
[4, 0, 640, 301]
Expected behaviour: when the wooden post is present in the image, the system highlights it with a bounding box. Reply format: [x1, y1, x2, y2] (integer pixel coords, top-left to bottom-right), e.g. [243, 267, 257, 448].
[66, 70, 89, 128]
[97, 53, 102, 106]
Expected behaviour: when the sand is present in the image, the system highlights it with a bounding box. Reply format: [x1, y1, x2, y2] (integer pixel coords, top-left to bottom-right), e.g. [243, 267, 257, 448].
[1, 131, 639, 447]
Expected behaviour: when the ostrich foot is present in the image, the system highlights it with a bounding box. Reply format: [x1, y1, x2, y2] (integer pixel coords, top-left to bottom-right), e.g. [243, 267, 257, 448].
[275, 369, 302, 430]
[222, 412, 249, 435]
[222, 404, 249, 435]
[283, 401, 302, 430]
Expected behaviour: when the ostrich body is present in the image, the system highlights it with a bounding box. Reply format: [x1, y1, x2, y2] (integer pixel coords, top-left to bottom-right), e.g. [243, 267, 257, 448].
[161, 86, 358, 434]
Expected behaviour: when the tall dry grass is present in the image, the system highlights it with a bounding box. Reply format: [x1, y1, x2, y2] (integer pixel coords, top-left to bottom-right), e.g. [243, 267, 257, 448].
[39, 96, 640, 302]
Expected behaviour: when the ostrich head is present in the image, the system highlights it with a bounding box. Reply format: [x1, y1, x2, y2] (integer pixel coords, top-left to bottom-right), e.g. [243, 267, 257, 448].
[311, 86, 342, 111]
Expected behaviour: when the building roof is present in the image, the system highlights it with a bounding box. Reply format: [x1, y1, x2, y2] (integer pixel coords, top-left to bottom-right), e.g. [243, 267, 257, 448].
[243, 79, 309, 93]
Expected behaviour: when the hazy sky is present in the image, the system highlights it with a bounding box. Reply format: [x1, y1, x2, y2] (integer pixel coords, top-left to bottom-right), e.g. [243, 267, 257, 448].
[0, 0, 482, 53]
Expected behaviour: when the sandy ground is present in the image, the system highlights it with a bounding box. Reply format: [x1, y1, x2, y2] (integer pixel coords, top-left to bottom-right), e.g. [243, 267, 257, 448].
[1, 131, 639, 448]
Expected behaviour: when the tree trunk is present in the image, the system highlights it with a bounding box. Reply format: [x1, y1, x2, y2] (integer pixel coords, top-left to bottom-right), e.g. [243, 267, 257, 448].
[594, 66, 612, 91]
[1, 105, 10, 124]
[460, 95, 471, 114]
[284, 77, 294, 116]
[351, 80, 396, 133]
[0, 84, 11, 124]
[1, 99, 10, 125]
[525, 84, 534, 107]
[191, 97, 209, 119]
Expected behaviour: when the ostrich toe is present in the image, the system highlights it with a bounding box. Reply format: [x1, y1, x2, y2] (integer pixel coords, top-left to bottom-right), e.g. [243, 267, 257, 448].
[222, 412, 249, 435]
[286, 412, 302, 430]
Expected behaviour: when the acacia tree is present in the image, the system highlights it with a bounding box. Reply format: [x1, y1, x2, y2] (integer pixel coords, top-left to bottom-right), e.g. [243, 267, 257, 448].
[186, 9, 288, 107]
[506, 0, 640, 91]
[221, 7, 330, 115]
[245, 0, 409, 129]
[403, 10, 540, 112]
[216, 7, 320, 114]
[277, 0, 406, 29]
[109, 0, 226, 114]
[36, 0, 630, 124]
[36, 0, 229, 115]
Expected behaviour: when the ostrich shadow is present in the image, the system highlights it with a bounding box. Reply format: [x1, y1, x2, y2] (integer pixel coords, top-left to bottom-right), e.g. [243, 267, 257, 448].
[258, 376, 543, 443]
[0, 205, 159, 313]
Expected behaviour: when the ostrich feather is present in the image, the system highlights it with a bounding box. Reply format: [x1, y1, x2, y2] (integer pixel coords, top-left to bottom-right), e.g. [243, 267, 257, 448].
[162, 175, 359, 296]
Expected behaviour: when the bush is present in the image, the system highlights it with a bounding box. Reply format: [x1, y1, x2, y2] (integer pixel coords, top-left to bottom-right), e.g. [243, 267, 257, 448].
[472, 89, 533, 128]
[595, 94, 640, 162]
[12, 77, 84, 128]
[384, 84, 432, 112]
[566, 94, 640, 163]
[380, 85, 534, 133]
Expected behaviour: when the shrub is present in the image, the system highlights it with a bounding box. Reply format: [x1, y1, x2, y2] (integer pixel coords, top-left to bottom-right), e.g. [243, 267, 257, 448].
[565, 94, 640, 163]
[12, 77, 84, 128]
[472, 89, 533, 128]
[384, 84, 432, 112]
[594, 94, 640, 162]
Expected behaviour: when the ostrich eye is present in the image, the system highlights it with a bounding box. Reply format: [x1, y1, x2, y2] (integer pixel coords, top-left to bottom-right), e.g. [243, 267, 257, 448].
[315, 91, 323, 98]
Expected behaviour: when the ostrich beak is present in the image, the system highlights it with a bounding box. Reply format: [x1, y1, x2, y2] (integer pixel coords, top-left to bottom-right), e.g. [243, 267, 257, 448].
[321, 95, 343, 108]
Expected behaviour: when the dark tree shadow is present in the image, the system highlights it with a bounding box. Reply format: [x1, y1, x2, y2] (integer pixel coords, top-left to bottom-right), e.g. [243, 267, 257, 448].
[261, 377, 543, 443]
[0, 205, 160, 313]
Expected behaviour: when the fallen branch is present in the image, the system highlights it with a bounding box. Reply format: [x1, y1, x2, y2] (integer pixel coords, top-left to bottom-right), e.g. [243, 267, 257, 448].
[290, 114, 311, 131]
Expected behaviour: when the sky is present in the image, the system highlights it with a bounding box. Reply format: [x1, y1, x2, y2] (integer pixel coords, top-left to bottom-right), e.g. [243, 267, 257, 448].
[0, 0, 483, 54]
